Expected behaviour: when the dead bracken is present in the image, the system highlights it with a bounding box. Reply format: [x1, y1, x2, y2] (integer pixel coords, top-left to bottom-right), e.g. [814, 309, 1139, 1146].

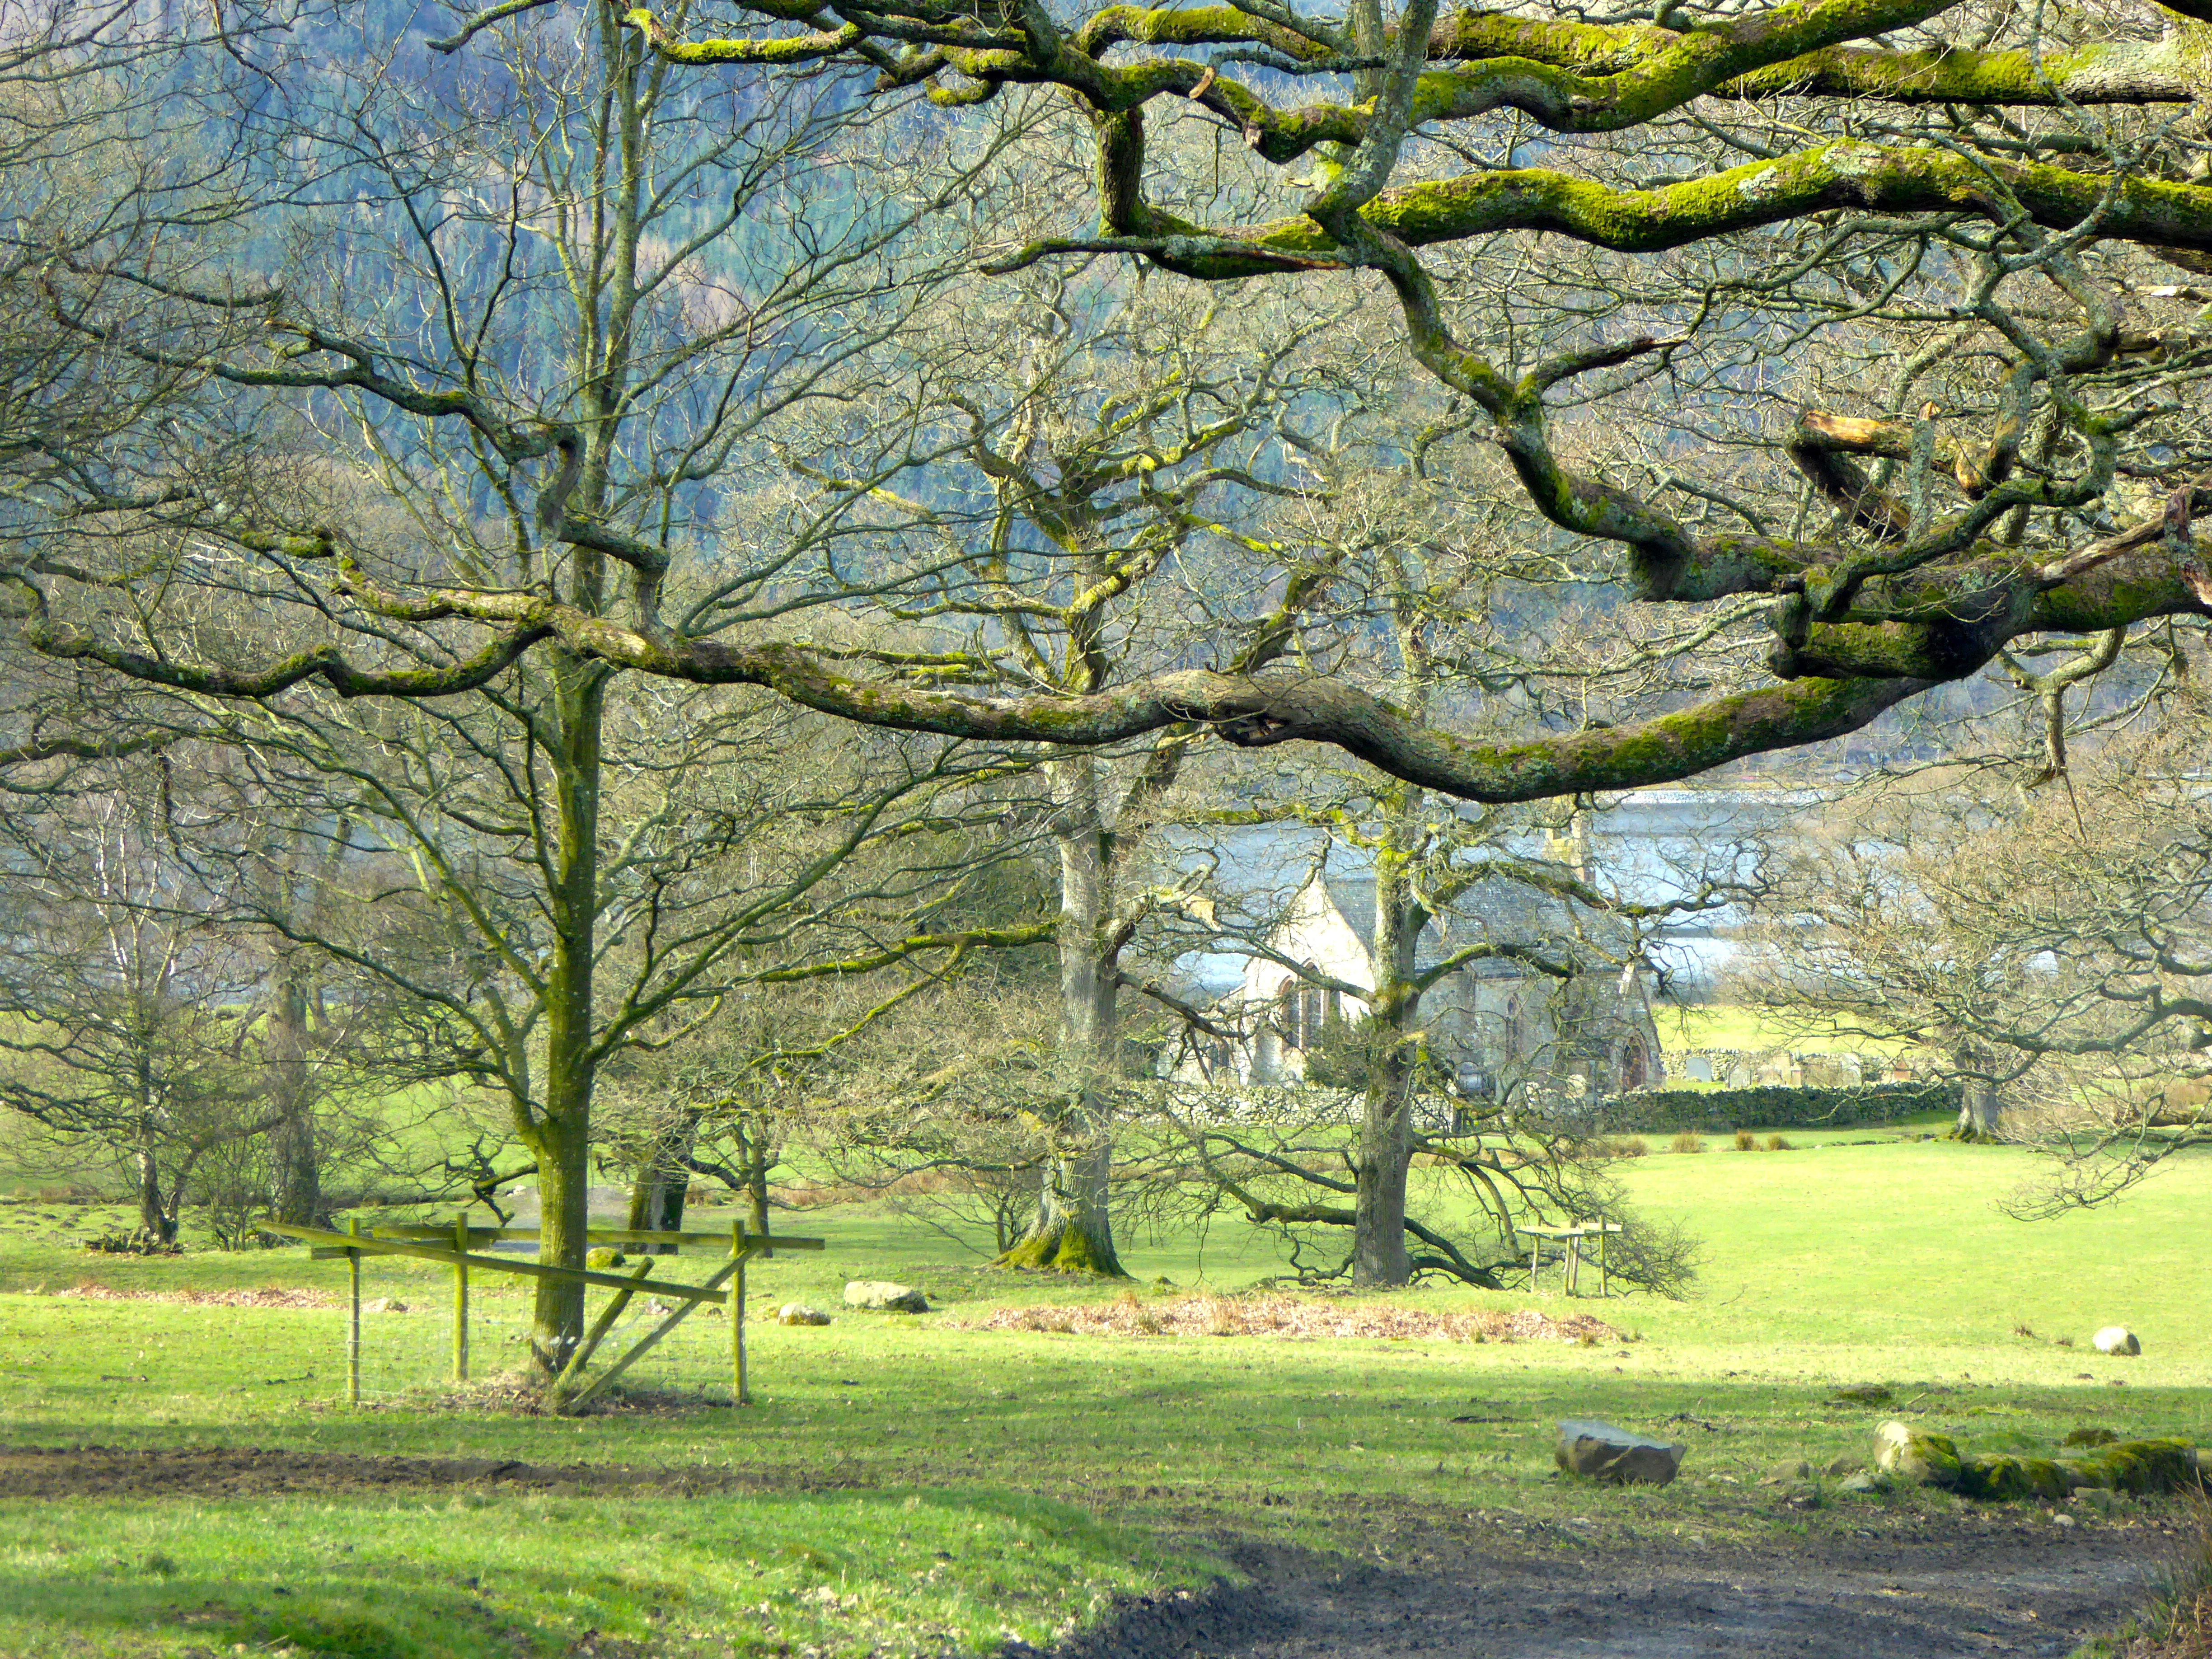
[972, 1294, 1618, 1344]
[44, 1282, 335, 1309]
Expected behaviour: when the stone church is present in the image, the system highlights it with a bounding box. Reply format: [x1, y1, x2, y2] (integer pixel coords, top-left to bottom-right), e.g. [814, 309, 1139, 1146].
[1168, 863, 1665, 1104]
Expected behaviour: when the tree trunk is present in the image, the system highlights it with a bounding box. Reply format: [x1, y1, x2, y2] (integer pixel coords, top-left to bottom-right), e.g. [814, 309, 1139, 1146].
[528, 1109, 591, 1375]
[135, 1137, 174, 1242]
[626, 1111, 698, 1256]
[1953, 1078, 2002, 1142]
[1354, 1061, 1414, 1285]
[1353, 841, 1424, 1287]
[524, 658, 606, 1380]
[264, 958, 327, 1228]
[1002, 1140, 1122, 1272]
[997, 757, 1127, 1276]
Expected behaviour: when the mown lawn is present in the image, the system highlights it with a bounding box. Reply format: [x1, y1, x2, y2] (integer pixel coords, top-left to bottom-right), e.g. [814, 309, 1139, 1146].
[1, 1130, 2205, 1657]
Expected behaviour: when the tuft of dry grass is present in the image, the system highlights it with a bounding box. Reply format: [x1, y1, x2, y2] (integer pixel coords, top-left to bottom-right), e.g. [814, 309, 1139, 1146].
[1733, 1129, 1758, 1152]
[1765, 1134, 1794, 1152]
[2110, 1492, 2212, 1657]
[1670, 1131, 1707, 1154]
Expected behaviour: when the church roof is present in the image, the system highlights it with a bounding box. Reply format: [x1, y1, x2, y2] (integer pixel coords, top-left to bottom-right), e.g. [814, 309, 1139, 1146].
[1316, 863, 1632, 979]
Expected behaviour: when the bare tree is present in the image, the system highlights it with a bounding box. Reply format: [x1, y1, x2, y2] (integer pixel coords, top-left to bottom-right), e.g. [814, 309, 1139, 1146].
[271, 0, 2212, 796]
[0, 791, 269, 1242]
[19, 0, 2212, 1300]
[1740, 716, 2212, 1204]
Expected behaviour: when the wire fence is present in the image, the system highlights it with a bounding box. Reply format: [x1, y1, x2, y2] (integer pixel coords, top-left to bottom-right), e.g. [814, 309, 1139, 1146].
[270, 1220, 822, 1414]
[348, 1258, 742, 1409]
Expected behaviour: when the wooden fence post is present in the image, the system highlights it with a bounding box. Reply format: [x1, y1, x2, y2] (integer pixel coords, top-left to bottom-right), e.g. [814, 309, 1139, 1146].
[453, 1211, 470, 1383]
[347, 1216, 362, 1406]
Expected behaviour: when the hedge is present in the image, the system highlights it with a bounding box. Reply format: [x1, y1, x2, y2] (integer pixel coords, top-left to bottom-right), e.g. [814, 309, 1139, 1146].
[1596, 1080, 1963, 1133]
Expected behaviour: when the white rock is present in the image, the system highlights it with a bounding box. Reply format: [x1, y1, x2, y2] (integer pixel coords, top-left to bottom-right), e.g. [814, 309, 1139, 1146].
[843, 1280, 929, 1313]
[778, 1303, 833, 1326]
[2092, 1326, 2142, 1356]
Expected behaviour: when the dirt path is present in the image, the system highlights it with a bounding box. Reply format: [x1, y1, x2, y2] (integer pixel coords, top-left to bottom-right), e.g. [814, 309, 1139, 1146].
[1050, 1530, 2157, 1659]
[0, 1447, 2161, 1656]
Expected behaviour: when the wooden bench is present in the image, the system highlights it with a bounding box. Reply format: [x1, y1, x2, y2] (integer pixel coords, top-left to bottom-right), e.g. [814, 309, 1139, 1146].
[1514, 1221, 1624, 1296]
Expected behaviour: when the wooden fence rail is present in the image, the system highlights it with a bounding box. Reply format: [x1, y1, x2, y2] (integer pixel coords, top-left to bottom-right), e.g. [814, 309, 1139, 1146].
[264, 1217, 825, 1408]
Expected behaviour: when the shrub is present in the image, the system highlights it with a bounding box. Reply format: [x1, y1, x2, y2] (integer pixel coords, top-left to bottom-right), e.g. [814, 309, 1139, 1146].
[1621, 1137, 1650, 1158]
[83, 1228, 181, 1256]
[1733, 1129, 1758, 1151]
[1765, 1134, 1793, 1152]
[1670, 1131, 1706, 1154]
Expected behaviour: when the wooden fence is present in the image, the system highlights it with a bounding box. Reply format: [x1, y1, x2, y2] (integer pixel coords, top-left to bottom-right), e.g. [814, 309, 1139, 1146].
[267, 1218, 824, 1410]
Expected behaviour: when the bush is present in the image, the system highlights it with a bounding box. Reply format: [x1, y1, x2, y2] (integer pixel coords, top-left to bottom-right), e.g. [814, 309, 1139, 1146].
[1733, 1129, 1758, 1151]
[1670, 1131, 1706, 1154]
[1765, 1134, 1793, 1152]
[1601, 1080, 1963, 1134]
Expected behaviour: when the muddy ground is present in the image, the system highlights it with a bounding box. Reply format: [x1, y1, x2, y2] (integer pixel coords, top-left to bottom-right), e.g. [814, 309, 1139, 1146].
[1052, 1523, 2161, 1659]
[0, 1447, 2165, 1657]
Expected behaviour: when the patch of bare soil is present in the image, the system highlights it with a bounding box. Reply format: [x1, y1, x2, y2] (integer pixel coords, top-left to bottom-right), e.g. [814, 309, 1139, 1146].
[41, 1282, 334, 1308]
[1039, 1526, 2160, 1659]
[354, 1375, 734, 1417]
[0, 1445, 836, 1500]
[975, 1295, 1617, 1345]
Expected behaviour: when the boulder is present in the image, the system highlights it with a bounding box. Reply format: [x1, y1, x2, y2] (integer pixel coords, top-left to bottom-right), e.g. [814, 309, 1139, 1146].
[2092, 1326, 2141, 1356]
[1832, 1384, 1894, 1407]
[585, 1246, 627, 1269]
[778, 1303, 833, 1327]
[2065, 1439, 2199, 1493]
[1956, 1453, 2072, 1501]
[1874, 1420, 1962, 1487]
[1555, 1420, 1685, 1486]
[843, 1280, 929, 1314]
[1875, 1420, 2200, 1499]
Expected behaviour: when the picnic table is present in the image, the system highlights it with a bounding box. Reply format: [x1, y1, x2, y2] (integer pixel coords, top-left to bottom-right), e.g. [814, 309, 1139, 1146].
[1514, 1222, 1624, 1296]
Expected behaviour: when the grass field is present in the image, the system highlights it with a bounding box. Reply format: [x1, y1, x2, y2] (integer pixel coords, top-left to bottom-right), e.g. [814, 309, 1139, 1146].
[2, 1127, 2206, 1657]
[1651, 1003, 1918, 1058]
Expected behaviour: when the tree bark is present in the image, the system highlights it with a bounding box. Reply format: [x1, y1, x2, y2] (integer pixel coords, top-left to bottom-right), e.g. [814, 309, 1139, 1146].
[135, 1137, 174, 1242]
[263, 956, 327, 1228]
[523, 656, 607, 1377]
[1354, 841, 1425, 1287]
[626, 1111, 698, 1255]
[997, 757, 1128, 1276]
[1953, 1078, 2002, 1142]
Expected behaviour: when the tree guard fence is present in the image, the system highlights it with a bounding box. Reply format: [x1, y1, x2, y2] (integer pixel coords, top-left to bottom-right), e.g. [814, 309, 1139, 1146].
[267, 1218, 824, 1409]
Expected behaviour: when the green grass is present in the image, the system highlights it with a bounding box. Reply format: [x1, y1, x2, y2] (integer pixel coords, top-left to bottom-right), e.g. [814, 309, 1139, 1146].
[1653, 1003, 1918, 1057]
[3, 1134, 2208, 1657]
[0, 1485, 1163, 1659]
